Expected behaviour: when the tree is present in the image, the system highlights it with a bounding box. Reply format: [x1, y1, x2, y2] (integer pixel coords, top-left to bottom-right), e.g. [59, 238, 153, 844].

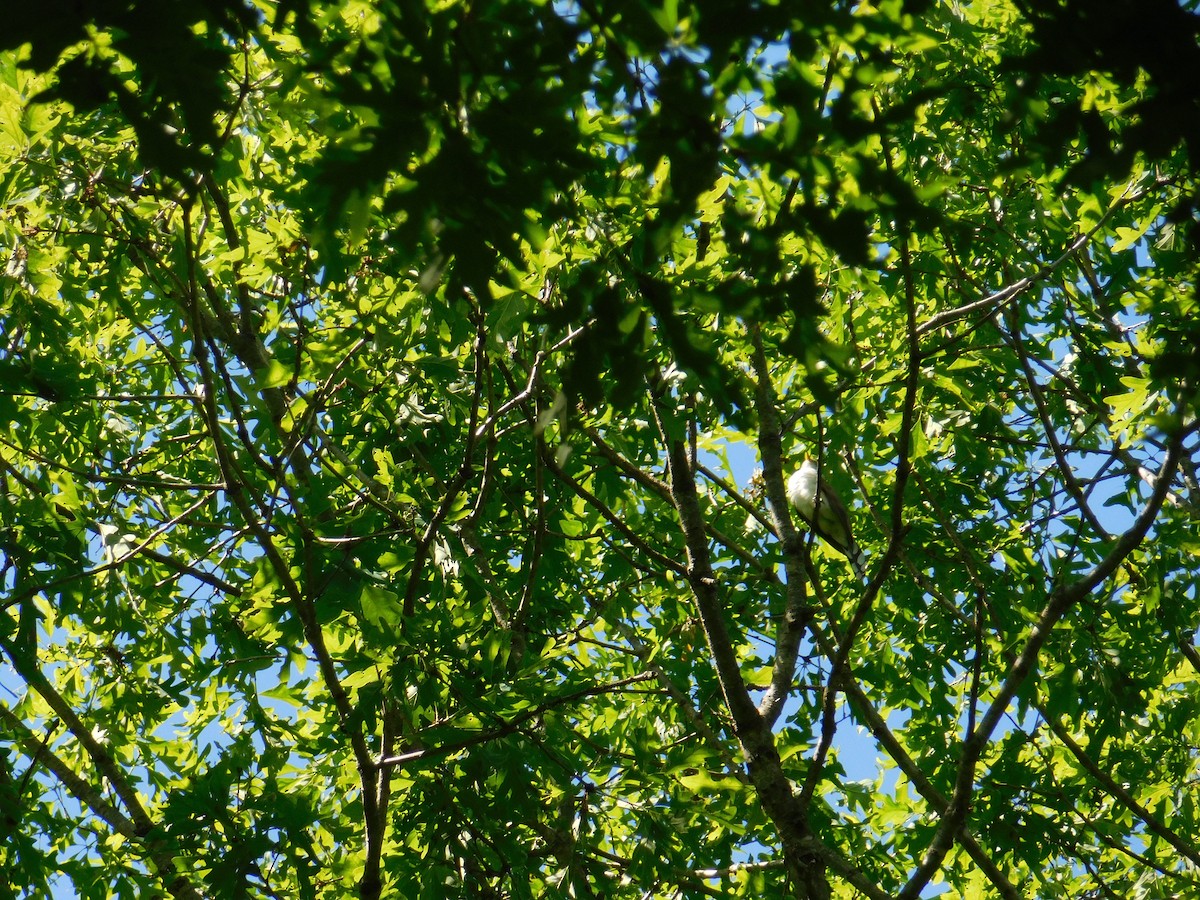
[1, 0, 1199, 897]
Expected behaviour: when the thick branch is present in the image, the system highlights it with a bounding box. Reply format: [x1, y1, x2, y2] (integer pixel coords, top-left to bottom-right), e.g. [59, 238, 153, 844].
[749, 329, 815, 728]
[0, 668, 203, 899]
[1043, 712, 1200, 868]
[840, 679, 1020, 899]
[179, 205, 382, 896]
[0, 702, 135, 839]
[898, 430, 1187, 899]
[664, 435, 830, 899]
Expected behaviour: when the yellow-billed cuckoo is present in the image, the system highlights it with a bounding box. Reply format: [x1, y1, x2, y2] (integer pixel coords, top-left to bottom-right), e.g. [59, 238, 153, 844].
[787, 457, 865, 577]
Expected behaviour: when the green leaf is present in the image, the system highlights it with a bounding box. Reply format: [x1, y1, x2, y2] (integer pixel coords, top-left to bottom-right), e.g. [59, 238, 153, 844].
[360, 584, 403, 630]
[257, 360, 292, 389]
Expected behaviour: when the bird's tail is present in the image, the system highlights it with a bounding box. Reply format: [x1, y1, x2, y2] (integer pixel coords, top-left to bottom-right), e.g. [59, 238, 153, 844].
[849, 545, 867, 580]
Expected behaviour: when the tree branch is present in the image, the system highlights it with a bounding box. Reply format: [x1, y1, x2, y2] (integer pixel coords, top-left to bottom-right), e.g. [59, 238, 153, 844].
[663, 429, 831, 899]
[918, 177, 1157, 338]
[898, 428, 1188, 899]
[377, 673, 656, 768]
[1042, 711, 1200, 868]
[0, 703, 135, 839]
[749, 328, 816, 729]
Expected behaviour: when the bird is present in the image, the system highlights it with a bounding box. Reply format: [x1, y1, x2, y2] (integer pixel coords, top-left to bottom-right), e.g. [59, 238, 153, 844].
[787, 457, 865, 577]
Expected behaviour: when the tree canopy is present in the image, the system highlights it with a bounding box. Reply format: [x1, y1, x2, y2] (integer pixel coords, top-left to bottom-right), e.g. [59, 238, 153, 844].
[2, 1, 1200, 897]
